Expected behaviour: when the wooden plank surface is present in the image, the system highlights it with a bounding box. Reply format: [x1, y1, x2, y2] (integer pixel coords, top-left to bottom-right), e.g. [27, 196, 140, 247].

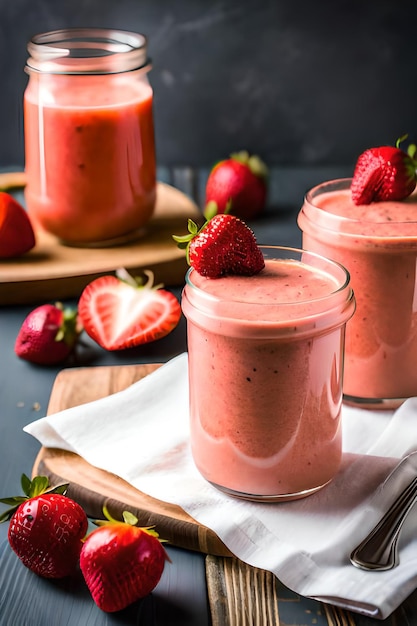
[32, 363, 232, 557]
[206, 556, 280, 626]
[0, 177, 201, 304]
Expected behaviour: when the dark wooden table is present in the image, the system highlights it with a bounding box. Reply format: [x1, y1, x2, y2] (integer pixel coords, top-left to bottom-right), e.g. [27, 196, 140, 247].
[1, 167, 416, 625]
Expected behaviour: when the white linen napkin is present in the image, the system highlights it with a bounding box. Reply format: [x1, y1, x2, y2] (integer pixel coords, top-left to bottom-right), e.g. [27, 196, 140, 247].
[24, 353, 417, 619]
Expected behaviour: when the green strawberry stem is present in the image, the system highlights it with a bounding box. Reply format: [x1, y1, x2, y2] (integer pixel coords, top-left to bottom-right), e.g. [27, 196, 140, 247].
[0, 474, 69, 522]
[203, 198, 232, 221]
[115, 268, 165, 291]
[172, 219, 202, 265]
[172, 201, 233, 265]
[395, 134, 417, 163]
[93, 504, 165, 542]
[230, 150, 268, 179]
[54, 302, 80, 346]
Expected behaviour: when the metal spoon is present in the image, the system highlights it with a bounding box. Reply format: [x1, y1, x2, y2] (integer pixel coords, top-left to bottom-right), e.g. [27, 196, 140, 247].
[350, 475, 417, 571]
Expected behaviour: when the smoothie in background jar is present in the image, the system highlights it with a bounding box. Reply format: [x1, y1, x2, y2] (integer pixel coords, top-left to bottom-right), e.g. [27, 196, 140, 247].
[24, 29, 156, 245]
[182, 246, 355, 501]
[298, 178, 417, 408]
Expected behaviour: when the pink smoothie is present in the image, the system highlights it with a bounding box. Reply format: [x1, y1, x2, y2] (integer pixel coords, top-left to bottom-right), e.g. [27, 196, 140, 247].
[24, 73, 156, 244]
[182, 249, 355, 500]
[298, 180, 417, 405]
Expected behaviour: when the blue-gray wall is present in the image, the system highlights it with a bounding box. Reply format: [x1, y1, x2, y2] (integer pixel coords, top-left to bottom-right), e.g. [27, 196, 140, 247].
[1, 0, 416, 170]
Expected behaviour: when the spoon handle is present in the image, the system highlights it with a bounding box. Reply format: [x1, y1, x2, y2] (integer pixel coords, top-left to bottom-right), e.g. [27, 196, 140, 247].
[350, 476, 417, 571]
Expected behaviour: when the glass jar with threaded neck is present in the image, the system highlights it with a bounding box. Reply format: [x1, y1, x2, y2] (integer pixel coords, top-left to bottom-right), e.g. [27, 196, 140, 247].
[24, 28, 156, 246]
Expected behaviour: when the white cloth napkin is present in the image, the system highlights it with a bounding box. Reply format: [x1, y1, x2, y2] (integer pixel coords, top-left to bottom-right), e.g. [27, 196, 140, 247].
[24, 353, 417, 619]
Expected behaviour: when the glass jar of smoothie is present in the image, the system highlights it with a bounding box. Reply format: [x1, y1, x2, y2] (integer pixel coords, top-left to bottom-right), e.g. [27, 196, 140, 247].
[181, 246, 355, 501]
[24, 28, 156, 245]
[298, 178, 417, 409]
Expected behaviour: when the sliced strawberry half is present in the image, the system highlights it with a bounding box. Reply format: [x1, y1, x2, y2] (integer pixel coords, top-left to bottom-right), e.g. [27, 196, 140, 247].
[78, 269, 181, 351]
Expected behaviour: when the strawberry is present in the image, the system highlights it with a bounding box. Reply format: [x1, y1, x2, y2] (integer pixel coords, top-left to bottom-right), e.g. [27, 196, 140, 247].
[80, 507, 169, 612]
[205, 151, 268, 220]
[351, 135, 417, 205]
[14, 302, 80, 365]
[173, 213, 265, 278]
[78, 268, 181, 351]
[0, 191, 35, 257]
[0, 474, 88, 579]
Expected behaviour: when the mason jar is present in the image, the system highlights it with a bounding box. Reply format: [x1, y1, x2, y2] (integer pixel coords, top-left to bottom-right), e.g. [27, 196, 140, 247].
[298, 178, 417, 409]
[24, 28, 156, 245]
[182, 246, 355, 501]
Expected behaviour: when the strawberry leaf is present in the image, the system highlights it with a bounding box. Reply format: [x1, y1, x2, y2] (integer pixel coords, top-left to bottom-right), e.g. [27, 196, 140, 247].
[408, 144, 417, 160]
[172, 233, 193, 244]
[49, 483, 69, 496]
[172, 219, 203, 251]
[203, 201, 219, 221]
[230, 150, 250, 164]
[122, 511, 139, 526]
[396, 134, 409, 149]
[0, 475, 69, 523]
[0, 503, 25, 523]
[0, 496, 27, 506]
[248, 154, 268, 179]
[21, 473, 32, 497]
[28, 475, 50, 497]
[188, 219, 199, 235]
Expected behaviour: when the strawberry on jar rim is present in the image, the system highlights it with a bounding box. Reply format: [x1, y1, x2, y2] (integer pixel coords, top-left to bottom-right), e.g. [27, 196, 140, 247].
[80, 507, 169, 612]
[0, 474, 88, 579]
[205, 150, 268, 220]
[173, 212, 265, 279]
[14, 302, 80, 365]
[351, 135, 417, 205]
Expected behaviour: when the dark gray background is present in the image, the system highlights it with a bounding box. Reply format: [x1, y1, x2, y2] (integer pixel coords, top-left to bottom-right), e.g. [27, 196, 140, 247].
[1, 0, 416, 171]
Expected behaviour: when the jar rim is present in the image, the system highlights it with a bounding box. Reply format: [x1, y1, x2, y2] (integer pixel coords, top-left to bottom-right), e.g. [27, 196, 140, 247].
[26, 28, 150, 75]
[185, 245, 351, 305]
[182, 246, 355, 339]
[301, 178, 417, 242]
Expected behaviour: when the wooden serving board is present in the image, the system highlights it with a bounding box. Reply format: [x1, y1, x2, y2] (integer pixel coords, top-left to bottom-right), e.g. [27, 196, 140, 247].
[32, 363, 232, 557]
[0, 175, 200, 305]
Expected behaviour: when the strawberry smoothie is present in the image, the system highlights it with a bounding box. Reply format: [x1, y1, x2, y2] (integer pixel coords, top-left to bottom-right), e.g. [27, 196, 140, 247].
[24, 30, 156, 245]
[182, 246, 355, 501]
[298, 178, 417, 407]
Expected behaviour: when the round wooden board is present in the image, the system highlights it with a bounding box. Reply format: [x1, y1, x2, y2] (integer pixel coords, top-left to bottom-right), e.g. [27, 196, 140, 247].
[0, 179, 201, 305]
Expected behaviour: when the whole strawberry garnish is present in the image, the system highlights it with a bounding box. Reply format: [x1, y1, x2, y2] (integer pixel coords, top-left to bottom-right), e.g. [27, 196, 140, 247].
[0, 191, 35, 257]
[351, 135, 417, 205]
[173, 212, 265, 278]
[77, 269, 181, 351]
[205, 150, 268, 220]
[80, 507, 169, 612]
[14, 302, 80, 364]
[0, 474, 88, 578]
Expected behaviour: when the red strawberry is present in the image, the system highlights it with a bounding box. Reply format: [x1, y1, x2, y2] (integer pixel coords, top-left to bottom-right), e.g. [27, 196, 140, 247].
[78, 269, 181, 351]
[351, 135, 417, 205]
[15, 302, 80, 364]
[80, 508, 169, 612]
[173, 213, 265, 278]
[205, 151, 268, 220]
[0, 474, 88, 579]
[0, 191, 35, 257]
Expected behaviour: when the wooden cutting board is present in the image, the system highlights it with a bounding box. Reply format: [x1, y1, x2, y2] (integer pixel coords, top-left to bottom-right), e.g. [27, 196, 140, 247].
[32, 363, 233, 557]
[0, 174, 200, 305]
